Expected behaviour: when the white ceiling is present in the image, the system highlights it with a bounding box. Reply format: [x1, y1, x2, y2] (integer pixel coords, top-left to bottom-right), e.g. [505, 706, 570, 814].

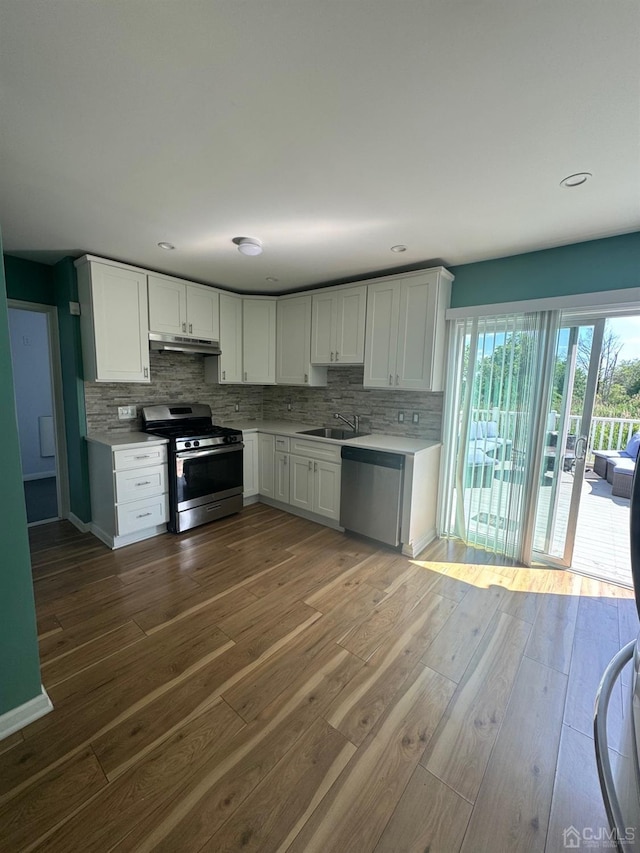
[1, 1, 639, 294]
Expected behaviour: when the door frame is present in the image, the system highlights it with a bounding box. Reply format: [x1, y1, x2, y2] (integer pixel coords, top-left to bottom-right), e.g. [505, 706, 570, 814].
[8, 300, 70, 523]
[528, 319, 604, 568]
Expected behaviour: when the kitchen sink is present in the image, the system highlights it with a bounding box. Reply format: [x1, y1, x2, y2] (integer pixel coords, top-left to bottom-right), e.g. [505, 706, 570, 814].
[297, 427, 370, 440]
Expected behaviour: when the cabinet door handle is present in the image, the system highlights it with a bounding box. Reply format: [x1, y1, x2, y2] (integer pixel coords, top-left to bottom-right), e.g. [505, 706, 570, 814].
[244, 371, 248, 381]
[136, 512, 152, 519]
[308, 460, 312, 471]
[182, 322, 187, 333]
[314, 461, 317, 472]
[189, 323, 193, 333]
[144, 367, 149, 378]
[134, 454, 152, 460]
[283, 455, 288, 465]
[304, 374, 308, 383]
[222, 370, 226, 380]
[335, 351, 339, 362]
[396, 374, 399, 385]
[330, 351, 334, 361]
[135, 481, 151, 486]
[389, 374, 393, 385]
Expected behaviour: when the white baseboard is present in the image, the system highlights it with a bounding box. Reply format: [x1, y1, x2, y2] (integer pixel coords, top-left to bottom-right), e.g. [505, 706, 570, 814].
[27, 517, 60, 528]
[0, 686, 53, 741]
[89, 521, 168, 550]
[68, 513, 90, 533]
[402, 528, 437, 558]
[258, 496, 343, 531]
[23, 471, 57, 482]
[243, 494, 260, 506]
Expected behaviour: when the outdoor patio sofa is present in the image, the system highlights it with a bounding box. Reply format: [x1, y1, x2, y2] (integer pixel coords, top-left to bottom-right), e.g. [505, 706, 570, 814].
[593, 431, 640, 479]
[464, 421, 513, 487]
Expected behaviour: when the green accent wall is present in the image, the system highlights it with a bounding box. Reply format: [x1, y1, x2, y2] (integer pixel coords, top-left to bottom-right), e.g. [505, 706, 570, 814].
[4, 254, 91, 523]
[450, 231, 640, 308]
[0, 241, 42, 716]
[4, 254, 55, 305]
[53, 258, 91, 522]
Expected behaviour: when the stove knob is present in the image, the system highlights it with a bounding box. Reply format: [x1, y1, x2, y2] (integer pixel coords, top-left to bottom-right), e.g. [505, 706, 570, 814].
[184, 441, 192, 448]
[193, 440, 200, 447]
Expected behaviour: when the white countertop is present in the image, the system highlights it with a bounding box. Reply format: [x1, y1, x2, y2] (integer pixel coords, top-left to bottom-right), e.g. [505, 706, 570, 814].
[224, 419, 440, 456]
[86, 431, 169, 449]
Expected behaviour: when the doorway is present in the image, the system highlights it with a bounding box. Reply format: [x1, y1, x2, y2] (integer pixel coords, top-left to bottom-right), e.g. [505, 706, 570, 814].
[8, 301, 69, 525]
[441, 307, 640, 581]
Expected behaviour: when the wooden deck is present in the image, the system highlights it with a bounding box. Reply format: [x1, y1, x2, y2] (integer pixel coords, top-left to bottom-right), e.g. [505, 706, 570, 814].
[573, 470, 632, 587]
[1, 506, 637, 852]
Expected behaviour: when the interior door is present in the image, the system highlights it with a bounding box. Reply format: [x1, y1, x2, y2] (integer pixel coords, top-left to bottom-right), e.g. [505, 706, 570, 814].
[532, 319, 604, 567]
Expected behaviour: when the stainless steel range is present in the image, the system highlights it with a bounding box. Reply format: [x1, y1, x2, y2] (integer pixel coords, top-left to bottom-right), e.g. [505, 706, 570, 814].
[142, 403, 243, 533]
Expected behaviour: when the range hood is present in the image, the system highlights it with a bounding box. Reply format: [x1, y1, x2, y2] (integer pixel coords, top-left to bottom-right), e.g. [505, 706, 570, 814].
[149, 332, 221, 356]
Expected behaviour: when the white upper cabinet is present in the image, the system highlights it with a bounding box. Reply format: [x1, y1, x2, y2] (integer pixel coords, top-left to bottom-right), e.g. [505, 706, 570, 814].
[243, 297, 277, 384]
[76, 257, 150, 383]
[218, 292, 243, 383]
[311, 285, 366, 364]
[148, 275, 219, 341]
[363, 268, 453, 391]
[277, 294, 327, 386]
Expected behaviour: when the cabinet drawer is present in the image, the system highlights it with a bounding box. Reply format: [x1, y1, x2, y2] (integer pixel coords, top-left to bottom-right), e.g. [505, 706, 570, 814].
[115, 465, 167, 503]
[116, 494, 168, 536]
[114, 444, 167, 470]
[289, 438, 342, 463]
[274, 435, 290, 452]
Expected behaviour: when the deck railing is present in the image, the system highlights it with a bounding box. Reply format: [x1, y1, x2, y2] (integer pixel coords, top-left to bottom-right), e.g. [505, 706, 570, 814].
[471, 408, 640, 459]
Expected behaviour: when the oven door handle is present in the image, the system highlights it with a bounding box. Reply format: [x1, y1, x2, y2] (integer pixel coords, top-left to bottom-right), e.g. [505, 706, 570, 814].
[176, 445, 243, 460]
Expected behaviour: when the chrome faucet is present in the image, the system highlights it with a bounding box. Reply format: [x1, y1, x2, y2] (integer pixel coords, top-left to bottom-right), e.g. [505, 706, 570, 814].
[334, 412, 360, 433]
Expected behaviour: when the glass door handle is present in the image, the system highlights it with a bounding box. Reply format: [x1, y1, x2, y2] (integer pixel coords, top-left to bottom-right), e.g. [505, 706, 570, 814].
[575, 435, 587, 460]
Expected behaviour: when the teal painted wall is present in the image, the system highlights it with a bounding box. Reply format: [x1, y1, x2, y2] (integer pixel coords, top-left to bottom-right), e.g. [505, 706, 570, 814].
[0, 242, 43, 716]
[53, 258, 91, 522]
[450, 232, 640, 308]
[4, 254, 55, 305]
[4, 254, 91, 522]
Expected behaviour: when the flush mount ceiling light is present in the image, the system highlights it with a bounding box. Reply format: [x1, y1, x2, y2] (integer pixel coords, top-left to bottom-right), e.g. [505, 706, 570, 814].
[390, 245, 407, 253]
[157, 241, 175, 250]
[233, 236, 263, 256]
[560, 172, 592, 188]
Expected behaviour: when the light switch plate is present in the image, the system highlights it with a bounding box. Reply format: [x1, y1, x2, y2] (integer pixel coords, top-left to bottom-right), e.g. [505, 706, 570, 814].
[118, 405, 137, 420]
[412, 412, 420, 424]
[398, 411, 404, 423]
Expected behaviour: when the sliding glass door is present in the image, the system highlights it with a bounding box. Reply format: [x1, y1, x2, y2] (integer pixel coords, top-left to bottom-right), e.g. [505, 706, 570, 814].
[440, 312, 557, 562]
[531, 320, 604, 567]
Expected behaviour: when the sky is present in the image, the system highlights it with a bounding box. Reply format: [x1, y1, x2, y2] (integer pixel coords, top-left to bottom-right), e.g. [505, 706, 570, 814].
[607, 316, 640, 362]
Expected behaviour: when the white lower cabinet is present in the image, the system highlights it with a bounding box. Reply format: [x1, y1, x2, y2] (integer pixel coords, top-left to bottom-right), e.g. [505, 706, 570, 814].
[275, 451, 291, 503]
[258, 433, 276, 497]
[289, 455, 314, 512]
[87, 437, 169, 549]
[242, 433, 259, 499]
[261, 434, 341, 523]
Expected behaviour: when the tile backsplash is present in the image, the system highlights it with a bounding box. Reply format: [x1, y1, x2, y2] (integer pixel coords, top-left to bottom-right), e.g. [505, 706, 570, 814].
[84, 355, 442, 440]
[84, 351, 262, 434]
[262, 367, 442, 439]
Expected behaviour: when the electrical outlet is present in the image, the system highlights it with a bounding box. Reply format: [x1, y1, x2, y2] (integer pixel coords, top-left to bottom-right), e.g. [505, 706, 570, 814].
[117, 405, 137, 420]
[412, 412, 420, 424]
[234, 403, 240, 412]
[398, 411, 404, 423]
[287, 402, 292, 412]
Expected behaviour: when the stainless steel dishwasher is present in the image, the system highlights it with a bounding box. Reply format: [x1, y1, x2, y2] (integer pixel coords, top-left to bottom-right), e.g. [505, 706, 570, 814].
[340, 446, 405, 547]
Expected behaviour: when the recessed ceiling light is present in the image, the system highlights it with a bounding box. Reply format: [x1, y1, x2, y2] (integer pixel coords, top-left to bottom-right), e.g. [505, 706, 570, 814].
[233, 236, 263, 256]
[265, 276, 279, 282]
[560, 172, 592, 188]
[390, 245, 407, 253]
[157, 242, 175, 250]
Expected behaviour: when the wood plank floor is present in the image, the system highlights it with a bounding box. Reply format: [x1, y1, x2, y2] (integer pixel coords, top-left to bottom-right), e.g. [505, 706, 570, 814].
[2, 504, 637, 852]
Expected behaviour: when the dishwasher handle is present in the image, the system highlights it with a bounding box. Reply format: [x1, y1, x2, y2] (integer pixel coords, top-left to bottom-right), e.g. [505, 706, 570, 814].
[341, 446, 405, 470]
